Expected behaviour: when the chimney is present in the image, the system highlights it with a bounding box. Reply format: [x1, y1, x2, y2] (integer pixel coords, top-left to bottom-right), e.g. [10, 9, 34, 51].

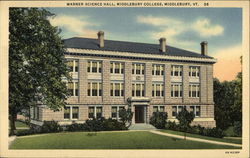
[159, 38, 166, 52]
[97, 31, 104, 48]
[200, 41, 208, 56]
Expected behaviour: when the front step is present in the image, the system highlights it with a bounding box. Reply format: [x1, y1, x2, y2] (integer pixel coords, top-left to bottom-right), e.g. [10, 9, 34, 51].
[129, 123, 156, 130]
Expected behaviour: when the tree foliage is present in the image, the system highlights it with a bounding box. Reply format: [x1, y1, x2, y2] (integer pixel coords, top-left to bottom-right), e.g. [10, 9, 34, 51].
[176, 107, 195, 139]
[119, 108, 133, 127]
[9, 8, 70, 134]
[214, 56, 242, 131]
[150, 112, 168, 129]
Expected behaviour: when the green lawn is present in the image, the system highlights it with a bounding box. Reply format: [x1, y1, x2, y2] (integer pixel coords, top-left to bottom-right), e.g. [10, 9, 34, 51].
[15, 121, 29, 128]
[160, 129, 242, 145]
[10, 131, 240, 149]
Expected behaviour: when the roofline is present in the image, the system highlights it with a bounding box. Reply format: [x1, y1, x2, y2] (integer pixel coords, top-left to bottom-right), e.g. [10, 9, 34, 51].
[65, 48, 217, 64]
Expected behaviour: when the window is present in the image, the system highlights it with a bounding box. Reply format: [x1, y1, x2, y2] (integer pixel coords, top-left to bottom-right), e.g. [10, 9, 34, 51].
[88, 82, 102, 96]
[67, 82, 78, 96]
[152, 64, 164, 76]
[64, 106, 79, 120]
[189, 66, 200, 77]
[171, 65, 182, 77]
[88, 61, 102, 73]
[172, 105, 186, 117]
[110, 62, 124, 74]
[152, 83, 164, 97]
[132, 63, 144, 75]
[132, 83, 145, 97]
[110, 82, 124, 97]
[88, 106, 103, 119]
[153, 106, 165, 113]
[111, 106, 125, 119]
[32, 107, 40, 120]
[171, 83, 182, 98]
[190, 106, 201, 117]
[64, 107, 70, 119]
[189, 84, 200, 98]
[67, 60, 78, 73]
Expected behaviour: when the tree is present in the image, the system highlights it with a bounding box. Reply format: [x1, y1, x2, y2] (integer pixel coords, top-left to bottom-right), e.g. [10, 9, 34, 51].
[149, 112, 168, 129]
[213, 56, 242, 131]
[9, 8, 70, 135]
[119, 108, 133, 127]
[176, 107, 195, 139]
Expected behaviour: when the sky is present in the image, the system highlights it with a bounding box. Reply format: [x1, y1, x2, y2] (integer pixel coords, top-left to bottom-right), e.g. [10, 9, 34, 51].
[47, 7, 242, 81]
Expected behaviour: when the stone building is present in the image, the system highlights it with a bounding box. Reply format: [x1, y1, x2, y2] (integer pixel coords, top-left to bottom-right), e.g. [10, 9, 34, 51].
[31, 31, 217, 127]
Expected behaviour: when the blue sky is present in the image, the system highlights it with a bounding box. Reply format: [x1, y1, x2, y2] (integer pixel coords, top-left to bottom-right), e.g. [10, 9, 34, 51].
[47, 7, 242, 81]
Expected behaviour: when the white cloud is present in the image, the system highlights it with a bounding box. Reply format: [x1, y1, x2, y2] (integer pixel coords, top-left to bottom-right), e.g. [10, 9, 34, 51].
[137, 15, 182, 26]
[192, 19, 224, 37]
[136, 15, 224, 47]
[49, 15, 98, 38]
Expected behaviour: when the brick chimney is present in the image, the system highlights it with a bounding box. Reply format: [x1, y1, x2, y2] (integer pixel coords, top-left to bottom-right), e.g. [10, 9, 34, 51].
[97, 31, 104, 48]
[200, 41, 208, 56]
[159, 38, 166, 52]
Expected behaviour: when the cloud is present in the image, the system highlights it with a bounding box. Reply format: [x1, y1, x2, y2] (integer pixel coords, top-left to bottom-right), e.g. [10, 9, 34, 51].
[49, 15, 98, 38]
[213, 44, 242, 81]
[136, 15, 224, 47]
[192, 19, 224, 37]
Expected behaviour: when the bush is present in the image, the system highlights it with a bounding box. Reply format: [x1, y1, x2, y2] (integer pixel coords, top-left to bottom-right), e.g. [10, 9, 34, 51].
[233, 121, 242, 136]
[16, 129, 35, 136]
[165, 121, 225, 138]
[65, 117, 128, 132]
[40, 120, 62, 133]
[150, 112, 168, 129]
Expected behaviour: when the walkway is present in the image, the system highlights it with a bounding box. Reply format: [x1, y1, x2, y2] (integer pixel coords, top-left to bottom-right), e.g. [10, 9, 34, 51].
[129, 124, 156, 130]
[150, 130, 242, 147]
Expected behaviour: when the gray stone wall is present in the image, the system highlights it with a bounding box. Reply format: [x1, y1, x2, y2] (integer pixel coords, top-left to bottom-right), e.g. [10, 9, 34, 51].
[35, 55, 215, 127]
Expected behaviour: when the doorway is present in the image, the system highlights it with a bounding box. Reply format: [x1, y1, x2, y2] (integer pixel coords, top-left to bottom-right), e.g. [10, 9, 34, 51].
[135, 106, 145, 123]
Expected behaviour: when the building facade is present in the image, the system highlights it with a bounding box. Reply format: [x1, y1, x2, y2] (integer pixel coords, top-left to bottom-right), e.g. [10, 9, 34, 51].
[31, 31, 217, 128]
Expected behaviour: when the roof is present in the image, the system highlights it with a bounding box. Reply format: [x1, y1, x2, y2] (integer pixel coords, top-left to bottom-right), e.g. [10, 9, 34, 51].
[63, 37, 214, 59]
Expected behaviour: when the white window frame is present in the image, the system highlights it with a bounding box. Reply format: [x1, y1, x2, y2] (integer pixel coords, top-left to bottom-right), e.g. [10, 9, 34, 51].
[190, 105, 201, 117]
[153, 106, 165, 113]
[132, 82, 145, 97]
[189, 84, 200, 98]
[189, 66, 200, 77]
[110, 62, 124, 74]
[88, 81, 102, 96]
[67, 81, 79, 97]
[152, 83, 164, 97]
[110, 82, 124, 97]
[88, 60, 102, 73]
[88, 106, 103, 119]
[111, 105, 125, 119]
[64, 106, 79, 120]
[152, 64, 164, 76]
[172, 105, 186, 118]
[67, 60, 78, 73]
[171, 83, 182, 98]
[132, 63, 145, 75]
[171, 65, 182, 77]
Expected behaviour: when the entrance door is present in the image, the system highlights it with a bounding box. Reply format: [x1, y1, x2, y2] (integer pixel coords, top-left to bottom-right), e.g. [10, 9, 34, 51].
[135, 106, 144, 123]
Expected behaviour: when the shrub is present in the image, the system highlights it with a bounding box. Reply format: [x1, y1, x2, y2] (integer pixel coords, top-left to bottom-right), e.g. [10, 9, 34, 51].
[65, 118, 128, 132]
[165, 121, 225, 138]
[150, 112, 168, 129]
[119, 108, 133, 127]
[40, 120, 62, 133]
[233, 121, 242, 136]
[16, 129, 35, 136]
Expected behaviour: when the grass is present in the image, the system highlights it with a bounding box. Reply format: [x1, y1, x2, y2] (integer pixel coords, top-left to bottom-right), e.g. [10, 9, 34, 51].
[160, 129, 242, 145]
[10, 131, 241, 149]
[224, 126, 236, 137]
[15, 121, 29, 128]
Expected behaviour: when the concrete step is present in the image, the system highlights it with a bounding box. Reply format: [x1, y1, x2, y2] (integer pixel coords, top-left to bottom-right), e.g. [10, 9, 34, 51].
[129, 123, 156, 130]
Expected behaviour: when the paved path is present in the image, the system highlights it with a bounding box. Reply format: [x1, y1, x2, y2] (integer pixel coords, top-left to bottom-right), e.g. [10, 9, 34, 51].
[8, 136, 16, 147]
[150, 130, 242, 147]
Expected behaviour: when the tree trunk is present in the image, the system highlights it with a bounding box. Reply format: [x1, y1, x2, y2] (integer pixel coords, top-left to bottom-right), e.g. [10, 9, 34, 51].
[9, 113, 17, 135]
